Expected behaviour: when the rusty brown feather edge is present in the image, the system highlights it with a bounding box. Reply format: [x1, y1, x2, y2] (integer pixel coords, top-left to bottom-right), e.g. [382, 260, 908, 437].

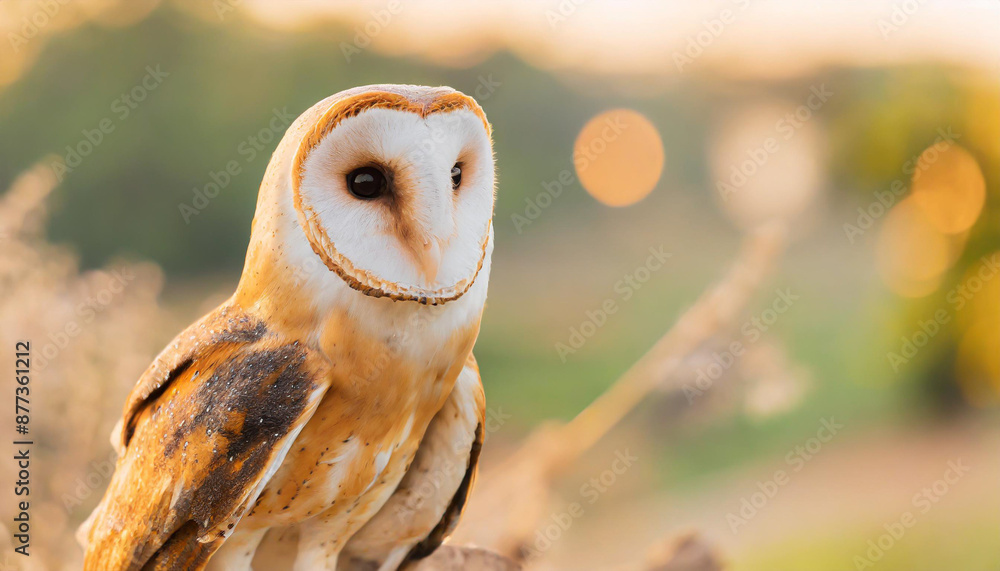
[115, 304, 262, 451]
[80, 305, 330, 571]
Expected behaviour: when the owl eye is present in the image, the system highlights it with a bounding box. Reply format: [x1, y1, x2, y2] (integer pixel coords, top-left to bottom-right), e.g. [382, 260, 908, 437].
[450, 164, 462, 190]
[346, 167, 387, 200]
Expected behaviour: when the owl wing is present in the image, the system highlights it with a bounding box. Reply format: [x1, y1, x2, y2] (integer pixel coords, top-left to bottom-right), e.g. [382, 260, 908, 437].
[339, 353, 485, 569]
[79, 303, 331, 571]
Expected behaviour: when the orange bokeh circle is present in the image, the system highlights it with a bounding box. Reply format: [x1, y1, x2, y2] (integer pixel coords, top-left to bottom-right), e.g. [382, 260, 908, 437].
[910, 145, 985, 235]
[573, 109, 664, 207]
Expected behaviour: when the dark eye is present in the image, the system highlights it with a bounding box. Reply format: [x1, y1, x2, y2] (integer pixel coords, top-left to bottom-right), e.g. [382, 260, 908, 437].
[451, 164, 462, 190]
[346, 166, 387, 200]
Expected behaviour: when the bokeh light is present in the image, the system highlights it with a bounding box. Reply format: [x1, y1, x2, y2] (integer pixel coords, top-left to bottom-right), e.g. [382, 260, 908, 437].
[573, 109, 664, 207]
[910, 144, 986, 235]
[709, 103, 824, 229]
[946, 229, 971, 265]
[876, 197, 952, 298]
[1, 2, 999, 569]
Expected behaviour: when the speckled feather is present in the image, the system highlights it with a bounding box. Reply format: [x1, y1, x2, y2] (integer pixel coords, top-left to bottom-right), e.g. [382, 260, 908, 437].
[80, 306, 330, 570]
[79, 85, 495, 571]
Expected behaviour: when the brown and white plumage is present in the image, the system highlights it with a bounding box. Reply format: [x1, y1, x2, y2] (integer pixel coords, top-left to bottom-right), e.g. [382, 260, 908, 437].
[79, 85, 496, 570]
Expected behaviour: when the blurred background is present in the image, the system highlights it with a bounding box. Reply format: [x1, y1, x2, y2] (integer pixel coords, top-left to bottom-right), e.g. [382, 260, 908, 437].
[0, 1, 997, 570]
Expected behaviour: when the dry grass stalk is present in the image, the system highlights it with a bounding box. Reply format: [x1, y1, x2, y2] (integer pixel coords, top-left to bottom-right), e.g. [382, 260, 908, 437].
[0, 163, 167, 570]
[453, 224, 787, 562]
[0, 159, 781, 569]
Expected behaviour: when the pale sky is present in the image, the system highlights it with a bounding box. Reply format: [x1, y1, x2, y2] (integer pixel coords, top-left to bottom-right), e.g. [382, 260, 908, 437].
[237, 0, 1000, 78]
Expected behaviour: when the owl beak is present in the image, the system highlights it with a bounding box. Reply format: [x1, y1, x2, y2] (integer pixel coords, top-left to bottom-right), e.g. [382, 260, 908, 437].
[418, 239, 442, 286]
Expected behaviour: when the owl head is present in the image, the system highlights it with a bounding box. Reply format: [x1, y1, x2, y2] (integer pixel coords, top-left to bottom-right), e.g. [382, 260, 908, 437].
[248, 84, 495, 309]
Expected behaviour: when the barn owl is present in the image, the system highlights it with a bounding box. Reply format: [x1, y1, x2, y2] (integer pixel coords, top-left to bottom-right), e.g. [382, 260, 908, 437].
[78, 84, 495, 571]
